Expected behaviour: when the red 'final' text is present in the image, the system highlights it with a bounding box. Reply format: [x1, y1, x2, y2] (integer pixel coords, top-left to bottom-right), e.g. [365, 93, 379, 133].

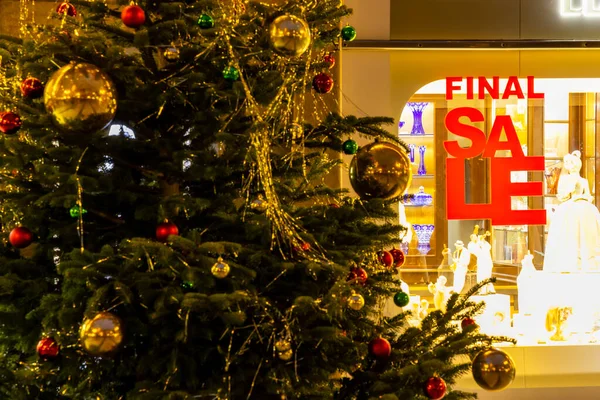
[443, 76, 546, 226]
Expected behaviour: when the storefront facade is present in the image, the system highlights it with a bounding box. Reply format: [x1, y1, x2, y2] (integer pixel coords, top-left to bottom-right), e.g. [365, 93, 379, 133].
[343, 0, 600, 397]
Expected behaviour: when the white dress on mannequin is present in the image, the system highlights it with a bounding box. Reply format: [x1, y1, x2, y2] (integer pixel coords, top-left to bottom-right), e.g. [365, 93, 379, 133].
[543, 151, 600, 272]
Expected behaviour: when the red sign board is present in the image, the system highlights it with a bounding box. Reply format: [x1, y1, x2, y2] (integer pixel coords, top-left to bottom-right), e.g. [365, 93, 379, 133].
[443, 76, 547, 226]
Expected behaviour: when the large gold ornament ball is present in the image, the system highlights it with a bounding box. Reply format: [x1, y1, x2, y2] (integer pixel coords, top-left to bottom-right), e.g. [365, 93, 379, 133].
[44, 63, 117, 133]
[472, 348, 516, 391]
[349, 141, 412, 200]
[269, 14, 312, 57]
[80, 312, 123, 356]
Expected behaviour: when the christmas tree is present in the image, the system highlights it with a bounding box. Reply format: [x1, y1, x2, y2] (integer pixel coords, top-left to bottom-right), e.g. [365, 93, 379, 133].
[0, 0, 514, 399]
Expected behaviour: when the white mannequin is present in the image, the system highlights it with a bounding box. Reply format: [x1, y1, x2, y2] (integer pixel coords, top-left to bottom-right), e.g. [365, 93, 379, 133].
[451, 240, 470, 293]
[544, 151, 600, 272]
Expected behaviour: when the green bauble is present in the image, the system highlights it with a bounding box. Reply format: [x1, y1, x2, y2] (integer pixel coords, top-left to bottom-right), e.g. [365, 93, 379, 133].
[222, 66, 240, 81]
[342, 139, 358, 155]
[341, 25, 357, 41]
[69, 206, 87, 218]
[181, 281, 195, 290]
[198, 13, 214, 29]
[393, 291, 410, 307]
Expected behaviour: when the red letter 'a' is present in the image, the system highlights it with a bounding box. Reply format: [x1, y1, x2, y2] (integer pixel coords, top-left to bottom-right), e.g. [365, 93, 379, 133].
[482, 115, 525, 158]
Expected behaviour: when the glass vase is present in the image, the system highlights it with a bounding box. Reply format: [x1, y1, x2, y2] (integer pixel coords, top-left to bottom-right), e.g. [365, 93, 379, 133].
[408, 144, 415, 163]
[418, 145, 427, 175]
[407, 102, 428, 135]
[413, 224, 434, 244]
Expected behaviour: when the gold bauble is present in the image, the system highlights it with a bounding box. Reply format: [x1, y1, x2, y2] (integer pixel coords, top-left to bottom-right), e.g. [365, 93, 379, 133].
[472, 348, 516, 391]
[211, 257, 230, 279]
[163, 47, 180, 62]
[80, 312, 123, 356]
[347, 291, 365, 311]
[44, 63, 117, 133]
[250, 195, 268, 213]
[349, 141, 412, 200]
[278, 349, 294, 361]
[269, 15, 311, 57]
[275, 338, 291, 352]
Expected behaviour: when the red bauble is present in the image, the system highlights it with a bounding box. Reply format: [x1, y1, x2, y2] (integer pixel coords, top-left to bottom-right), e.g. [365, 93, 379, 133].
[368, 337, 391, 359]
[377, 250, 394, 268]
[323, 53, 336, 69]
[20, 77, 44, 99]
[347, 267, 368, 285]
[9, 227, 33, 248]
[312, 73, 334, 94]
[424, 376, 447, 400]
[301, 242, 311, 251]
[0, 111, 22, 134]
[37, 337, 60, 359]
[461, 317, 477, 330]
[156, 222, 179, 242]
[121, 5, 146, 28]
[56, 2, 77, 16]
[389, 248, 406, 268]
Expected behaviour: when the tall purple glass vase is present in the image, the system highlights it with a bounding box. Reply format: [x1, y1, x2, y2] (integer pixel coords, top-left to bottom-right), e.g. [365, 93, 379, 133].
[408, 144, 415, 163]
[407, 102, 428, 135]
[418, 145, 427, 175]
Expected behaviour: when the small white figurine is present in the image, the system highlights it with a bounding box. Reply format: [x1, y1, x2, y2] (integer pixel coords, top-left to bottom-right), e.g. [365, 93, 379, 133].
[468, 225, 495, 294]
[518, 251, 536, 281]
[428, 276, 451, 312]
[451, 240, 470, 293]
[419, 299, 429, 320]
[517, 251, 537, 315]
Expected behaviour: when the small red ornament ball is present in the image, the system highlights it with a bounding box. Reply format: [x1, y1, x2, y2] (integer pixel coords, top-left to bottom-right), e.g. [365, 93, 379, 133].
[389, 248, 406, 268]
[347, 267, 368, 285]
[121, 5, 146, 28]
[21, 77, 44, 99]
[424, 376, 447, 400]
[312, 73, 334, 94]
[37, 337, 60, 359]
[0, 111, 22, 134]
[9, 226, 33, 248]
[56, 2, 77, 16]
[301, 241, 311, 251]
[368, 337, 391, 359]
[156, 222, 179, 242]
[461, 317, 477, 330]
[323, 53, 336, 69]
[377, 250, 394, 268]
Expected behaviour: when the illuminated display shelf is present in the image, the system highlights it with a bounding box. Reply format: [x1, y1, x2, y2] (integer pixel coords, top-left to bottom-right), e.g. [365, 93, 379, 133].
[399, 133, 435, 137]
[411, 174, 434, 179]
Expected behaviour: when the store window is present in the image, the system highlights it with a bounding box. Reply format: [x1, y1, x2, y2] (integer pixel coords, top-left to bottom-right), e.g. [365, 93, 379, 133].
[398, 78, 600, 344]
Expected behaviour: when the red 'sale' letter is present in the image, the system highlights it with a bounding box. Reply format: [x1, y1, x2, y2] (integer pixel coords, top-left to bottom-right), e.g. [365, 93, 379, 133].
[482, 115, 525, 158]
[489, 157, 546, 225]
[443, 107, 487, 159]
